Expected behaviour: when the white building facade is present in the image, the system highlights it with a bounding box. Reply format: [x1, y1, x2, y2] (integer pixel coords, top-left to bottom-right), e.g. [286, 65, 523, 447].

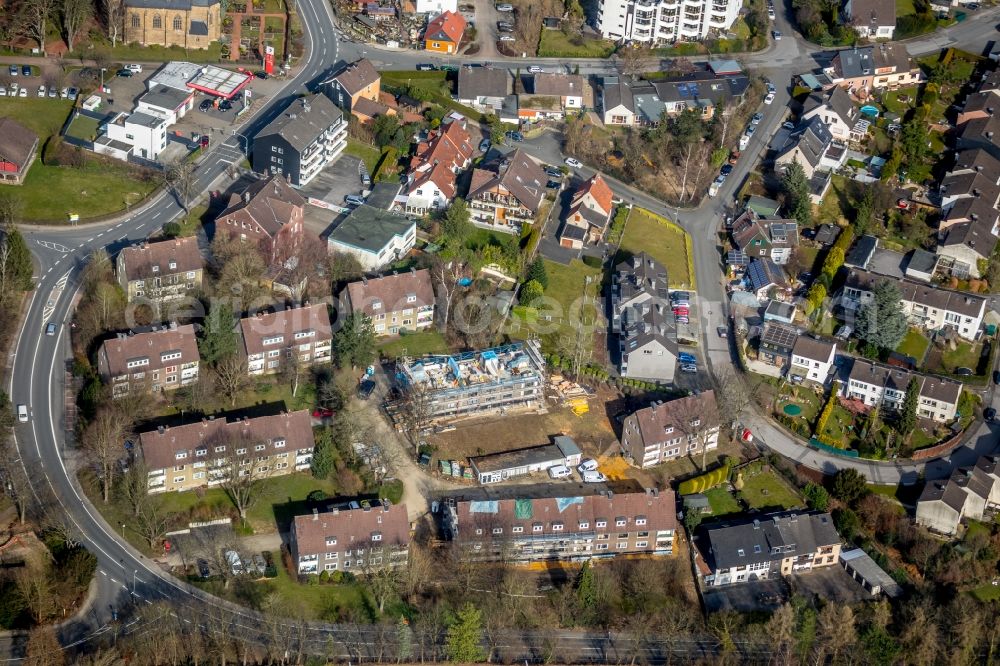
[596, 0, 740, 43]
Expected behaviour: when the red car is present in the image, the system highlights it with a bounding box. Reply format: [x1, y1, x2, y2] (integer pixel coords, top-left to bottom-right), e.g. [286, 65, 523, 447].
[311, 407, 334, 419]
[673, 308, 690, 316]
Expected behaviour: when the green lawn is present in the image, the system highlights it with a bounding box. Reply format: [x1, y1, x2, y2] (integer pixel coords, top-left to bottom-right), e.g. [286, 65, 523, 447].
[818, 403, 858, 447]
[881, 87, 917, 115]
[970, 583, 1000, 602]
[345, 138, 382, 173]
[537, 31, 615, 58]
[939, 341, 982, 373]
[74, 42, 224, 63]
[896, 328, 930, 362]
[776, 389, 823, 423]
[896, 0, 916, 16]
[515, 259, 602, 350]
[378, 329, 450, 359]
[21, 158, 158, 222]
[64, 114, 101, 142]
[616, 207, 693, 288]
[171, 204, 209, 237]
[739, 469, 804, 511]
[2, 98, 73, 139]
[703, 486, 741, 517]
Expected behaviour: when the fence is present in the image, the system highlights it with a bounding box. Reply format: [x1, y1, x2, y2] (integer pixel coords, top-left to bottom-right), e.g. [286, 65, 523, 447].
[911, 431, 963, 461]
[808, 437, 860, 458]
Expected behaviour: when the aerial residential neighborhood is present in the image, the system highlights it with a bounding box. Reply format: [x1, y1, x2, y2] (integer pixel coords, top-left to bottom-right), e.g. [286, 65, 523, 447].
[3, 0, 1000, 660]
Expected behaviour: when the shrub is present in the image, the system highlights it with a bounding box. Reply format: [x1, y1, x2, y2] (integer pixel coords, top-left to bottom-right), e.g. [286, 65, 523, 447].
[582, 255, 602, 269]
[814, 381, 840, 436]
[677, 463, 732, 495]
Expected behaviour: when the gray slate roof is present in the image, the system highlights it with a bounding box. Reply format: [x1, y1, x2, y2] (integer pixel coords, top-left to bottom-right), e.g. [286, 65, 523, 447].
[138, 85, 192, 111]
[125, 0, 218, 8]
[255, 93, 343, 152]
[328, 204, 412, 253]
[457, 67, 509, 100]
[703, 512, 839, 572]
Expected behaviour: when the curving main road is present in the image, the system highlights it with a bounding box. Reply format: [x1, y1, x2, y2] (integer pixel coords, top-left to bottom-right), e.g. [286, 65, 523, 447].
[7, 3, 1000, 660]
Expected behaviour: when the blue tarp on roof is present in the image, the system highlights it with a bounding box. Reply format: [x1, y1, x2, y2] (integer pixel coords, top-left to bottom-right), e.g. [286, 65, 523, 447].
[556, 497, 584, 512]
[469, 501, 499, 513]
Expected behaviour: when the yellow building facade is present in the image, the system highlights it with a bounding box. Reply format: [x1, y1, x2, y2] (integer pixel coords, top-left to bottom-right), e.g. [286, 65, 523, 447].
[124, 0, 222, 50]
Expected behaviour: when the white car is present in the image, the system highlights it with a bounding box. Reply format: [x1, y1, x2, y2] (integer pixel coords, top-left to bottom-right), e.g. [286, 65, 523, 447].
[564, 157, 583, 169]
[0, 88, 6, 97]
[582, 470, 607, 483]
[37, 85, 45, 97]
[764, 93, 775, 105]
[19, 87, 27, 98]
[224, 550, 243, 575]
[60, 87, 69, 99]
[17, 404, 27, 423]
[125, 63, 143, 73]
[578, 458, 598, 473]
[528, 66, 543, 74]
[548, 464, 572, 479]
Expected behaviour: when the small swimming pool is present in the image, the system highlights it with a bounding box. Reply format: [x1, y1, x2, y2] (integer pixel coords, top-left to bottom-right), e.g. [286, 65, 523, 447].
[783, 403, 803, 416]
[458, 277, 473, 287]
[859, 105, 879, 117]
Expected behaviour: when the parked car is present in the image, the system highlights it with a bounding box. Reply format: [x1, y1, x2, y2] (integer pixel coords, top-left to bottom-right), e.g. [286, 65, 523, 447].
[18, 87, 26, 97]
[986, 407, 997, 422]
[219, 99, 232, 111]
[548, 464, 572, 479]
[678, 352, 697, 364]
[250, 553, 266, 576]
[117, 69, 133, 77]
[751, 112, 763, 125]
[766, 82, 777, 94]
[45, 322, 56, 336]
[582, 470, 607, 483]
[528, 65, 543, 74]
[0, 88, 6, 97]
[479, 138, 491, 152]
[255, 71, 269, 79]
[546, 180, 562, 189]
[497, 22, 514, 32]
[505, 130, 523, 142]
[772, 30, 782, 39]
[672, 307, 690, 316]
[357, 380, 376, 400]
[675, 316, 689, 324]
[17, 404, 27, 423]
[956, 367, 974, 376]
[8, 65, 17, 76]
[499, 34, 515, 41]
[720, 164, 733, 176]
[196, 559, 211, 578]
[224, 550, 243, 576]
[21, 65, 31, 76]
[717, 326, 728, 338]
[782, 120, 795, 130]
[415, 63, 437, 71]
[764, 93, 775, 105]
[564, 157, 583, 168]
[496, 3, 513, 10]
[670, 291, 690, 301]
[200, 99, 213, 112]
[545, 166, 563, 178]
[37, 85, 45, 97]
[67, 87, 78, 101]
[745, 124, 756, 137]
[578, 458, 598, 473]
[993, 370, 1000, 385]
[47, 87, 56, 98]
[680, 364, 697, 373]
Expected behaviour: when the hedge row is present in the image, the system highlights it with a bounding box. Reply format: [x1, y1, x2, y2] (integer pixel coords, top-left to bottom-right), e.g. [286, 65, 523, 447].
[678, 463, 731, 496]
[813, 381, 840, 437]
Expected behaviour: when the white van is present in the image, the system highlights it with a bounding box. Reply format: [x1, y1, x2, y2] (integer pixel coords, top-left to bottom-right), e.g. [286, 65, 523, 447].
[125, 64, 143, 73]
[16, 404, 28, 423]
[496, 3, 514, 10]
[548, 465, 571, 479]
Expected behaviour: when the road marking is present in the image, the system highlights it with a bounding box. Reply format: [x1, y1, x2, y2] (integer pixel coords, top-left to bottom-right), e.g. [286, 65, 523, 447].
[110, 578, 119, 584]
[36, 240, 71, 253]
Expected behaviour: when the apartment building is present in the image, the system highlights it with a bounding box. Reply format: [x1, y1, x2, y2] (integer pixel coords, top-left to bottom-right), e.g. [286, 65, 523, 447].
[467, 149, 547, 233]
[291, 500, 410, 574]
[238, 304, 333, 376]
[789, 336, 836, 385]
[699, 512, 841, 587]
[846, 358, 963, 423]
[386, 340, 546, 425]
[140, 410, 314, 494]
[916, 457, 1000, 535]
[116, 237, 204, 308]
[214, 175, 306, 265]
[619, 391, 719, 468]
[841, 267, 986, 340]
[611, 253, 678, 382]
[730, 211, 798, 265]
[251, 94, 347, 188]
[596, 0, 741, 43]
[97, 323, 200, 398]
[443, 484, 676, 562]
[342, 269, 435, 336]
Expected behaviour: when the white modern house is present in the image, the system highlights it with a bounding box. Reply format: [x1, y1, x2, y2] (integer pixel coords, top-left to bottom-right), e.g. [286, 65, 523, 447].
[596, 0, 741, 43]
[97, 111, 169, 161]
[415, 0, 456, 13]
[846, 358, 962, 423]
[327, 205, 416, 271]
[789, 336, 836, 385]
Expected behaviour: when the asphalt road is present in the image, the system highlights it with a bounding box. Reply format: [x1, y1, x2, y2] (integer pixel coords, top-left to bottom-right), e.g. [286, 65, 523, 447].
[7, 4, 1000, 661]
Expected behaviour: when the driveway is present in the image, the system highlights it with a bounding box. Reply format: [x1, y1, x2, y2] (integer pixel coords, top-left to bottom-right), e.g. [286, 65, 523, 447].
[473, 0, 500, 59]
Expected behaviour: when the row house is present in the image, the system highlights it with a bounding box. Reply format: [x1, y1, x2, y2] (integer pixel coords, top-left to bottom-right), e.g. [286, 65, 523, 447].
[444, 485, 676, 562]
[292, 500, 410, 574]
[518, 73, 585, 122]
[699, 512, 841, 586]
[467, 149, 547, 234]
[730, 210, 798, 265]
[97, 323, 200, 398]
[557, 173, 615, 249]
[251, 94, 347, 188]
[619, 391, 719, 468]
[238, 304, 333, 376]
[846, 358, 963, 423]
[141, 410, 314, 494]
[116, 237, 204, 310]
[841, 267, 986, 340]
[611, 253, 678, 382]
[916, 456, 1000, 536]
[341, 269, 435, 336]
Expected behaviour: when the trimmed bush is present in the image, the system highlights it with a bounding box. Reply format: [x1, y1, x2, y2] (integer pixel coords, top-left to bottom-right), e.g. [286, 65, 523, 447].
[678, 463, 731, 495]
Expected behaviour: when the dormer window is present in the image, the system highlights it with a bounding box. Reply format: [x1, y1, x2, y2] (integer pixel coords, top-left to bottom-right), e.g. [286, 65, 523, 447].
[325, 536, 337, 546]
[689, 418, 701, 427]
[664, 426, 674, 435]
[151, 265, 159, 273]
[371, 532, 382, 542]
[406, 293, 416, 303]
[372, 300, 382, 310]
[168, 261, 177, 270]
[273, 439, 286, 448]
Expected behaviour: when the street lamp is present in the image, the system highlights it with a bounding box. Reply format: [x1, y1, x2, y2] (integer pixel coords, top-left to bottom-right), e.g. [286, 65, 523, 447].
[100, 68, 107, 93]
[121, 523, 125, 538]
[231, 130, 251, 154]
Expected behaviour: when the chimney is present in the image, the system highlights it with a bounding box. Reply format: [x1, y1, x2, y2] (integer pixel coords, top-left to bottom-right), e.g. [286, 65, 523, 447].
[244, 190, 251, 203]
[157, 425, 165, 434]
[753, 519, 760, 529]
[312, 508, 319, 520]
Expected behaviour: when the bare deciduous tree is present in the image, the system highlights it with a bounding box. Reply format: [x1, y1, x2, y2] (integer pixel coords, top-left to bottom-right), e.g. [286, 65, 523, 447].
[60, 0, 91, 51]
[672, 391, 721, 472]
[214, 354, 250, 406]
[396, 384, 432, 452]
[83, 406, 133, 503]
[101, 0, 124, 46]
[430, 257, 465, 333]
[215, 430, 267, 527]
[19, 0, 56, 55]
[133, 493, 171, 548]
[163, 158, 195, 211]
[16, 568, 56, 624]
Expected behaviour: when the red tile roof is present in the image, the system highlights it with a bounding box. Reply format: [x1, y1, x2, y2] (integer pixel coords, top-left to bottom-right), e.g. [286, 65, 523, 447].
[573, 173, 614, 216]
[97, 324, 200, 379]
[238, 304, 332, 357]
[408, 161, 458, 200]
[425, 10, 466, 44]
[344, 269, 435, 319]
[410, 120, 473, 174]
[292, 501, 410, 558]
[118, 237, 204, 282]
[216, 175, 305, 238]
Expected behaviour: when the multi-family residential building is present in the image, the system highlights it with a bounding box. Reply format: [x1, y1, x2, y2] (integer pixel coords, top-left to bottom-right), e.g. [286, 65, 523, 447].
[423, 10, 466, 54]
[698, 512, 841, 586]
[825, 44, 922, 92]
[443, 484, 677, 562]
[326, 205, 416, 270]
[775, 117, 848, 179]
[789, 336, 837, 385]
[214, 174, 306, 265]
[595, 0, 741, 43]
[598, 70, 749, 126]
[97, 323, 200, 398]
[291, 500, 410, 574]
[916, 457, 1000, 535]
[0, 118, 38, 186]
[518, 73, 585, 121]
[619, 391, 719, 468]
[140, 410, 314, 494]
[251, 94, 347, 188]
[238, 304, 333, 376]
[801, 86, 862, 144]
[323, 58, 381, 114]
[469, 436, 582, 484]
[558, 173, 615, 248]
[386, 341, 546, 425]
[342, 269, 435, 337]
[730, 211, 798, 265]
[415, 0, 456, 14]
[936, 148, 1000, 277]
[845, 0, 895, 39]
[123, 0, 222, 49]
[611, 253, 678, 382]
[846, 358, 963, 423]
[116, 237, 204, 308]
[467, 149, 547, 233]
[841, 267, 986, 340]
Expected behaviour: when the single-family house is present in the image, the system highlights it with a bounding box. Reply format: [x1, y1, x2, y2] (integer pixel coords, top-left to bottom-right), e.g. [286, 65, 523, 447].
[789, 336, 837, 384]
[845, 0, 895, 39]
[424, 10, 465, 54]
[558, 173, 615, 248]
[327, 205, 417, 270]
[456, 67, 510, 113]
[747, 258, 791, 301]
[323, 58, 381, 114]
[600, 76, 636, 126]
[826, 44, 922, 93]
[467, 149, 547, 233]
[758, 321, 797, 368]
[730, 211, 798, 265]
[619, 391, 719, 468]
[800, 86, 861, 143]
[519, 73, 585, 121]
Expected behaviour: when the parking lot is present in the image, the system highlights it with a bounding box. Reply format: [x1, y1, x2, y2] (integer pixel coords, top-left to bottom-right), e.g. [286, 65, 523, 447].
[298, 154, 368, 235]
[702, 577, 789, 613]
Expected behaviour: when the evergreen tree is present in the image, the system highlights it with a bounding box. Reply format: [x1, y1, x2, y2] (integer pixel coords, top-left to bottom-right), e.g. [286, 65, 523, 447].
[396, 616, 413, 662]
[519, 279, 544, 306]
[830, 469, 867, 506]
[803, 483, 830, 511]
[333, 311, 376, 369]
[898, 377, 919, 437]
[310, 427, 336, 480]
[855, 281, 907, 352]
[781, 160, 812, 226]
[2, 225, 33, 291]
[525, 256, 548, 289]
[855, 188, 876, 237]
[199, 302, 237, 365]
[445, 603, 486, 663]
[442, 198, 472, 247]
[575, 561, 597, 613]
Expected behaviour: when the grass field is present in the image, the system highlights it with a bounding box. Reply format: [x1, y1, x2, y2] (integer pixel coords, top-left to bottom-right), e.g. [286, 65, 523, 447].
[537, 31, 615, 58]
[704, 486, 741, 517]
[939, 341, 982, 373]
[378, 329, 449, 359]
[532, 258, 603, 349]
[739, 469, 804, 511]
[896, 328, 930, 362]
[172, 204, 209, 237]
[617, 207, 693, 288]
[64, 114, 100, 142]
[345, 138, 381, 173]
[2, 98, 72, 138]
[71, 42, 224, 63]
[896, 0, 916, 15]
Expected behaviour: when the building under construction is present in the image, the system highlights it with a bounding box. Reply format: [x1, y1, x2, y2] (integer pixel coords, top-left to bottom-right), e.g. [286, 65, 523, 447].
[386, 340, 546, 425]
